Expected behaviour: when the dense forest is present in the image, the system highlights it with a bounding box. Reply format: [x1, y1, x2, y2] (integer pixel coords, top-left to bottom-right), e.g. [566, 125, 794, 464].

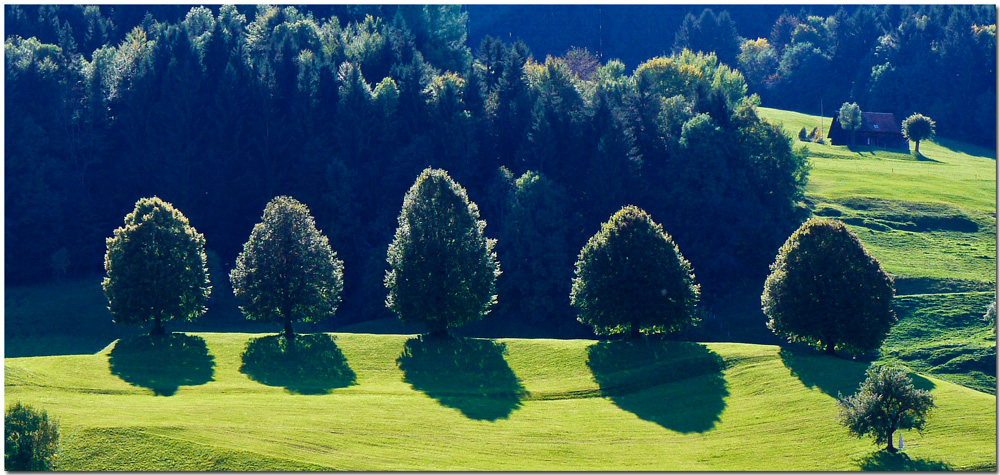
[4, 5, 994, 337]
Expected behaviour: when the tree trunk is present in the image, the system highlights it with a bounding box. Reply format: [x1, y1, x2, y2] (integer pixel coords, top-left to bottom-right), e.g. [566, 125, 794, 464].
[150, 316, 165, 336]
[825, 341, 836, 356]
[284, 317, 294, 341]
[914, 139, 920, 154]
[886, 429, 897, 453]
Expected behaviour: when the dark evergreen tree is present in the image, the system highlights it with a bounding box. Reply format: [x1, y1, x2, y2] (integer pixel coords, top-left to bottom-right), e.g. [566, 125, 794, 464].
[762, 218, 897, 356]
[103, 197, 211, 336]
[230, 196, 344, 340]
[385, 168, 501, 335]
[571, 205, 700, 338]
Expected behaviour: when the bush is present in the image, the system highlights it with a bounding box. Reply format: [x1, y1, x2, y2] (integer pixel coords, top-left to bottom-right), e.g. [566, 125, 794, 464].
[571, 205, 700, 337]
[5, 402, 59, 471]
[798, 126, 808, 141]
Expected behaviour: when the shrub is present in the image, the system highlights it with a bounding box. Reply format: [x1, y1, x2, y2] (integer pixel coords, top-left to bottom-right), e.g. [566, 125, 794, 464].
[5, 402, 59, 471]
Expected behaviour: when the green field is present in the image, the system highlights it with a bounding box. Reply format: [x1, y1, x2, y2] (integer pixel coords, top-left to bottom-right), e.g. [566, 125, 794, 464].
[758, 107, 997, 394]
[4, 332, 995, 471]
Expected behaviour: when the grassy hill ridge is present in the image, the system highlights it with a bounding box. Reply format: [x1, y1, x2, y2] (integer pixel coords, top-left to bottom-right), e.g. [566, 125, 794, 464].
[5, 332, 995, 471]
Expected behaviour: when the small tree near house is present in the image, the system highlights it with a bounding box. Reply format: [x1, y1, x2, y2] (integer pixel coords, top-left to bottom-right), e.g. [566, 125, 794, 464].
[901, 113, 935, 154]
[838, 102, 862, 146]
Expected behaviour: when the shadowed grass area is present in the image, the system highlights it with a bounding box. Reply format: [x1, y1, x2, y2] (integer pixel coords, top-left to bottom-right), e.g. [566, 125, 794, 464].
[396, 334, 527, 421]
[779, 347, 935, 398]
[239, 334, 357, 395]
[108, 333, 215, 396]
[855, 451, 952, 471]
[586, 339, 727, 433]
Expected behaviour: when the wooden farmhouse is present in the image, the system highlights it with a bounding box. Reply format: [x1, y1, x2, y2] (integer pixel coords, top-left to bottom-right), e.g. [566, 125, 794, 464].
[828, 111, 909, 151]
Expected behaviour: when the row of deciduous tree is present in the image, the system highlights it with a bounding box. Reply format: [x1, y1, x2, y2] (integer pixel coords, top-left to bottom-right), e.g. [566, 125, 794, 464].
[106, 166, 898, 359]
[7, 5, 808, 339]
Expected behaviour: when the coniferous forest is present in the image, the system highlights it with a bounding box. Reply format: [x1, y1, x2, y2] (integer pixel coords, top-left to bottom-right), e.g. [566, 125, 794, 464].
[5, 4, 995, 338]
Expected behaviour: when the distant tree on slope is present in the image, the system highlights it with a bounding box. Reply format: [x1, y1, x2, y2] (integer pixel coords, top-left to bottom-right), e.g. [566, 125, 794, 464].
[901, 113, 936, 154]
[838, 365, 934, 453]
[231, 196, 344, 340]
[103, 197, 210, 336]
[762, 218, 896, 356]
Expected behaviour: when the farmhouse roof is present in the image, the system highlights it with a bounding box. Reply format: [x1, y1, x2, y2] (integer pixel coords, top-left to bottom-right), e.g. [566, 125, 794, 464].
[858, 112, 900, 134]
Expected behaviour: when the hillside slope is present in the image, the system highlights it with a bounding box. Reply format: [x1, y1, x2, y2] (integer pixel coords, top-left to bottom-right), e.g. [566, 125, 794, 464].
[758, 107, 997, 394]
[4, 333, 995, 471]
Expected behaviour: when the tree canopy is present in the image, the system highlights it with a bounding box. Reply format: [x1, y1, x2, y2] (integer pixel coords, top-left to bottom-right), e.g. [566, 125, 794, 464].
[103, 197, 210, 335]
[838, 102, 862, 145]
[762, 218, 896, 356]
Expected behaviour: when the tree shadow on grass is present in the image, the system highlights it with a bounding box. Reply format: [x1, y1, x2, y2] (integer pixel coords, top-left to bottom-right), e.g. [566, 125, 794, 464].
[856, 451, 952, 471]
[108, 333, 215, 396]
[779, 348, 935, 398]
[396, 334, 527, 421]
[240, 334, 356, 395]
[587, 339, 727, 433]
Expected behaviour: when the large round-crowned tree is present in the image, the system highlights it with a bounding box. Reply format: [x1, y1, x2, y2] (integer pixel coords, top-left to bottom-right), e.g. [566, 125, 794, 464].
[231, 196, 344, 340]
[762, 218, 896, 356]
[385, 168, 501, 335]
[571, 205, 700, 338]
[103, 197, 210, 336]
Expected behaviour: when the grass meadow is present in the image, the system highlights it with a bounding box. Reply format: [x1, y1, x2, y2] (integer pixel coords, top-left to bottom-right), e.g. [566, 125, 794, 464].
[4, 332, 996, 470]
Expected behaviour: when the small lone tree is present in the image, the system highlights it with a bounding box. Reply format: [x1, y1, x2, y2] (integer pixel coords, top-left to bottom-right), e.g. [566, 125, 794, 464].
[762, 218, 896, 356]
[385, 168, 501, 335]
[103, 197, 210, 336]
[838, 365, 935, 453]
[5, 402, 59, 471]
[838, 102, 862, 146]
[571, 205, 700, 338]
[901, 113, 935, 154]
[231, 196, 344, 340]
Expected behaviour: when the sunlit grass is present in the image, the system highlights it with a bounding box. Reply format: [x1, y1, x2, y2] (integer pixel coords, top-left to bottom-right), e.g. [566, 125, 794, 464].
[4, 333, 995, 470]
